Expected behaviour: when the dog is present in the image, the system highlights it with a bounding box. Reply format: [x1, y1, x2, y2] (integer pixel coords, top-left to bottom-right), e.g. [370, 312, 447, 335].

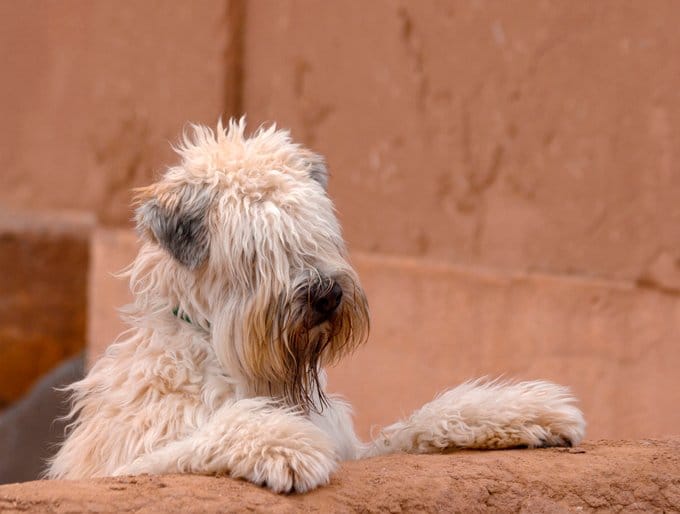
[47, 119, 585, 493]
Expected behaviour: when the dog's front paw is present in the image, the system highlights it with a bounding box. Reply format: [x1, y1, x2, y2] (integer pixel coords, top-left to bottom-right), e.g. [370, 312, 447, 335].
[532, 411, 586, 448]
[236, 439, 337, 493]
[394, 379, 586, 453]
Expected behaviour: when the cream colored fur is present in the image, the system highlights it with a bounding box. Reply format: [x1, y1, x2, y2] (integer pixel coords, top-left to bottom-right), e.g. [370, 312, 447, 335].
[47, 120, 585, 493]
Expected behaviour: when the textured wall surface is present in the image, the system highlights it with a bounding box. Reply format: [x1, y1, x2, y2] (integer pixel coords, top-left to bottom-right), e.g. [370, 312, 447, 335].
[0, 0, 231, 225]
[243, 1, 680, 284]
[1, 2, 679, 444]
[0, 1, 236, 404]
[240, 0, 680, 438]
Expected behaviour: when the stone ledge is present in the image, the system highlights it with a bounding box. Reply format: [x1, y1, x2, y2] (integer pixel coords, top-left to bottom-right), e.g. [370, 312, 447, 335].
[0, 439, 678, 513]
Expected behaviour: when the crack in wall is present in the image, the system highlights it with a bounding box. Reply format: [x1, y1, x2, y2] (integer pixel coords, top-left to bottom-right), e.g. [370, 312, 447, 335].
[397, 6, 429, 111]
[223, 0, 245, 118]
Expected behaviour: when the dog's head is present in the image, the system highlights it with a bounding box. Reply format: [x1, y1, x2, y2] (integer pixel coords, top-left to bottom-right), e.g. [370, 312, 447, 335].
[132, 119, 369, 411]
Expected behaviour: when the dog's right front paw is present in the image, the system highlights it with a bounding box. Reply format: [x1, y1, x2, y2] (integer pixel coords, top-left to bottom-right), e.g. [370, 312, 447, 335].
[235, 440, 338, 494]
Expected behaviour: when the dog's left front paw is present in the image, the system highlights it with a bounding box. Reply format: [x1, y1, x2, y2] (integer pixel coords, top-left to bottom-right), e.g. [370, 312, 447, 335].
[398, 379, 586, 452]
[241, 441, 337, 494]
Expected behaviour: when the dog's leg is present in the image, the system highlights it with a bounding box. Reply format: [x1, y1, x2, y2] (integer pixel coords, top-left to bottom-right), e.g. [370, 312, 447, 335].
[363, 379, 585, 457]
[308, 394, 363, 460]
[113, 398, 337, 493]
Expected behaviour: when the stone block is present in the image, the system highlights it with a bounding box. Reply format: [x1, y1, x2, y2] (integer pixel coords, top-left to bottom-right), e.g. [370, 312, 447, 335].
[329, 253, 680, 440]
[0, 210, 91, 406]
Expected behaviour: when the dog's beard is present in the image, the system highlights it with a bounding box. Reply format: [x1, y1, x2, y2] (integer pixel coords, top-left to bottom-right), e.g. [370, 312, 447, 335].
[278, 321, 333, 412]
[227, 272, 369, 414]
[274, 279, 369, 413]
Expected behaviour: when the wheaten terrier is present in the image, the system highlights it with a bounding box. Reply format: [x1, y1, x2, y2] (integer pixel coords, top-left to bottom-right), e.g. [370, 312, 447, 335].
[47, 120, 585, 492]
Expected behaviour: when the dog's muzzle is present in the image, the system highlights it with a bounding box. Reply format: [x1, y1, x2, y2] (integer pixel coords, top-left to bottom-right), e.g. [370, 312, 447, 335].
[309, 280, 343, 326]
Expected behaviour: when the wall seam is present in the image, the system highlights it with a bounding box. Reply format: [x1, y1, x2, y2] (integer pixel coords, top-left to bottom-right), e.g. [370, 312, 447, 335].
[223, 0, 245, 118]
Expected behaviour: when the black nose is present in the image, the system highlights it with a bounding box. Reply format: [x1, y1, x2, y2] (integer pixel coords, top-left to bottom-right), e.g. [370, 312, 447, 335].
[313, 281, 343, 319]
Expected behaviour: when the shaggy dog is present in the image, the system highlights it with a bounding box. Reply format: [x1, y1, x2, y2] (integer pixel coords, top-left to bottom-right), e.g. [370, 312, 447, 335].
[47, 120, 585, 492]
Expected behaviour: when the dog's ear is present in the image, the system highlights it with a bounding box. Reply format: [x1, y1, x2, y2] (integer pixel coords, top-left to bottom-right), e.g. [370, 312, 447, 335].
[134, 182, 212, 269]
[303, 151, 329, 190]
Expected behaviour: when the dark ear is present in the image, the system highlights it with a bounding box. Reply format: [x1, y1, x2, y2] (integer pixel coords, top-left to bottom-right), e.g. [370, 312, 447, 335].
[304, 151, 329, 190]
[135, 183, 212, 269]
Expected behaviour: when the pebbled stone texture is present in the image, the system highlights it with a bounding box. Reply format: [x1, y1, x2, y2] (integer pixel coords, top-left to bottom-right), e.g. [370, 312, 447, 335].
[0, 439, 678, 513]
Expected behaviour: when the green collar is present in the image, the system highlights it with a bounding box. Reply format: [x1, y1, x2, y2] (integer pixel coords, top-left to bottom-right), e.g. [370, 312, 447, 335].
[172, 307, 210, 329]
[171, 306, 193, 324]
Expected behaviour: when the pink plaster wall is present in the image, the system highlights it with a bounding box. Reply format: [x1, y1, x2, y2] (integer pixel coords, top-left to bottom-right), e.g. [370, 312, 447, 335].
[2, 1, 678, 439]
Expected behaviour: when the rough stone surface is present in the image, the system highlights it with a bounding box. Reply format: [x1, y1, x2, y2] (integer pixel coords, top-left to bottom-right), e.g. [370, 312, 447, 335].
[0, 0, 234, 225]
[85, 230, 680, 441]
[243, 1, 680, 283]
[0, 439, 678, 513]
[0, 211, 91, 407]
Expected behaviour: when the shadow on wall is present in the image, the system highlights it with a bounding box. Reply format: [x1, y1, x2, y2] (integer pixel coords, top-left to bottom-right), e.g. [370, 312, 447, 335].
[0, 355, 84, 484]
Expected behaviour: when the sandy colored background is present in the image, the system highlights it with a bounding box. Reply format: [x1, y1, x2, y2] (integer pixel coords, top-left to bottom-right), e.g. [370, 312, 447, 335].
[1, 1, 679, 441]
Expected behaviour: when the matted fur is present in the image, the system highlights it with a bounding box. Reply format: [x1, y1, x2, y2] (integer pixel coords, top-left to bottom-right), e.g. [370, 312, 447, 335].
[47, 120, 585, 492]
